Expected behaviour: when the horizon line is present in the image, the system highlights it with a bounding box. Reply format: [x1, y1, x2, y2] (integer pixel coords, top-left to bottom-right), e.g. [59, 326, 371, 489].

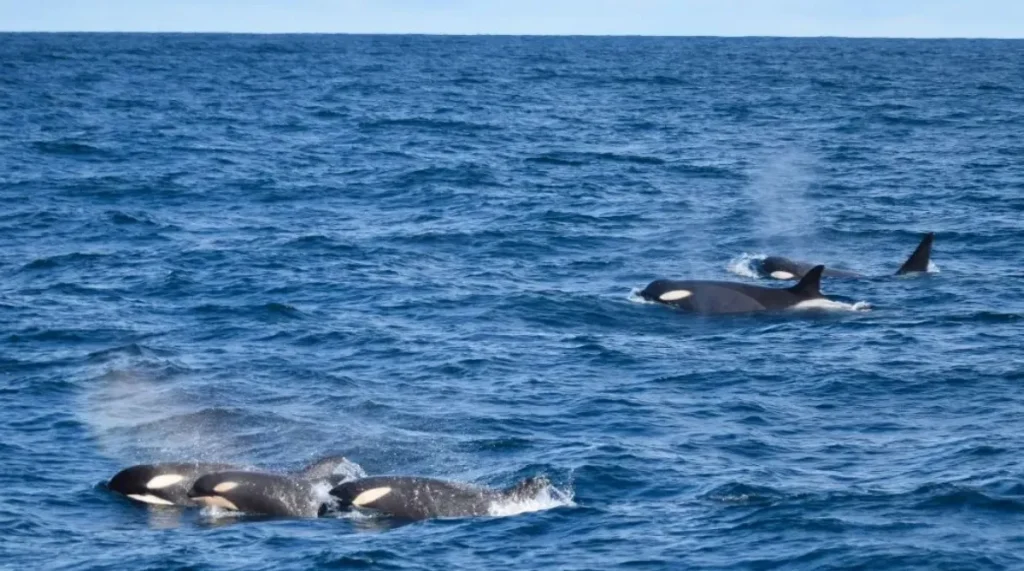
[1, 30, 1023, 40]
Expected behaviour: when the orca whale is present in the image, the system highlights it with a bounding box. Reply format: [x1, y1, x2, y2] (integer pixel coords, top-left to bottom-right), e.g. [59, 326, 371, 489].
[107, 455, 352, 508]
[107, 462, 237, 507]
[329, 475, 550, 520]
[759, 258, 862, 280]
[640, 265, 827, 314]
[759, 232, 934, 280]
[187, 470, 328, 518]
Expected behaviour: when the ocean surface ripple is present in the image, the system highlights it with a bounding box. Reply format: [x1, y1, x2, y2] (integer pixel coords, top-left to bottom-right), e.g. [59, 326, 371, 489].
[2, 34, 1024, 570]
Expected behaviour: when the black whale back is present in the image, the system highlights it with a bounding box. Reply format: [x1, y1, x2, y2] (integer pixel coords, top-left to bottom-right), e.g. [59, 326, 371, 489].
[330, 476, 500, 520]
[640, 265, 825, 314]
[190, 471, 321, 517]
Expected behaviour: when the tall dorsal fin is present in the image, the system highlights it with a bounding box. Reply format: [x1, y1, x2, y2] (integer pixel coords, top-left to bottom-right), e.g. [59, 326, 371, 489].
[788, 265, 824, 298]
[896, 232, 934, 274]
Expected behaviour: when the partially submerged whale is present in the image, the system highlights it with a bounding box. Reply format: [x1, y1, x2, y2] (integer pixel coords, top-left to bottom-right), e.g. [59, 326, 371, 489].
[640, 265, 828, 314]
[107, 462, 237, 507]
[758, 232, 934, 280]
[188, 470, 328, 518]
[107, 456, 353, 507]
[329, 475, 550, 520]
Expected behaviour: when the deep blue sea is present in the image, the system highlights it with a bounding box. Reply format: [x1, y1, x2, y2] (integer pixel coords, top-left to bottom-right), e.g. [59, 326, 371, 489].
[2, 33, 1024, 570]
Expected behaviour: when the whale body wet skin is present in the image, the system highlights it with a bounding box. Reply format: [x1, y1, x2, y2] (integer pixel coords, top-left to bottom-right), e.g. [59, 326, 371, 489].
[641, 265, 827, 315]
[760, 257, 862, 280]
[188, 471, 327, 518]
[107, 462, 237, 507]
[107, 456, 353, 508]
[329, 475, 550, 520]
[758, 232, 934, 280]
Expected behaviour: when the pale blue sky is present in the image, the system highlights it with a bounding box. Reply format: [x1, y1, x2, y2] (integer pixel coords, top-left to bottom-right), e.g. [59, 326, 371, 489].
[2, 0, 1023, 37]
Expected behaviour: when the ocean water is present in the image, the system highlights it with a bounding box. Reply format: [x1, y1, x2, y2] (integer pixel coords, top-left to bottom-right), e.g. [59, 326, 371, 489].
[2, 33, 1024, 570]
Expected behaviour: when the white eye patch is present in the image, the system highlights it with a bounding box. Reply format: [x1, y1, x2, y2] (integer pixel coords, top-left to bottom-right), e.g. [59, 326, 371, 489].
[659, 290, 692, 301]
[770, 271, 795, 280]
[146, 474, 184, 490]
[213, 481, 238, 493]
[352, 487, 392, 507]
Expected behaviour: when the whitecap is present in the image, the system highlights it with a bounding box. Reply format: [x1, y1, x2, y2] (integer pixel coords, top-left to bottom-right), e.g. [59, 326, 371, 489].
[488, 481, 575, 517]
[628, 287, 655, 304]
[726, 253, 766, 279]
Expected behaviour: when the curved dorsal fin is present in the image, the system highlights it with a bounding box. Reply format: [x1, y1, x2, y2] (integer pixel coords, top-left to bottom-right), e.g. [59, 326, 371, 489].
[896, 232, 934, 274]
[788, 265, 824, 298]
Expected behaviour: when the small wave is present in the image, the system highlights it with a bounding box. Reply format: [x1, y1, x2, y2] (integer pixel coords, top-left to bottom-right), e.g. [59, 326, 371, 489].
[703, 482, 787, 506]
[263, 302, 304, 317]
[942, 311, 1023, 324]
[311, 108, 348, 119]
[913, 483, 1024, 513]
[394, 164, 499, 188]
[23, 252, 106, 270]
[895, 261, 940, 278]
[727, 253, 766, 279]
[627, 288, 654, 304]
[525, 151, 665, 166]
[525, 154, 586, 166]
[614, 74, 686, 86]
[360, 117, 498, 132]
[877, 114, 939, 127]
[32, 139, 107, 156]
[791, 299, 872, 312]
[108, 211, 159, 226]
[977, 82, 1013, 93]
[488, 481, 575, 518]
[668, 163, 743, 179]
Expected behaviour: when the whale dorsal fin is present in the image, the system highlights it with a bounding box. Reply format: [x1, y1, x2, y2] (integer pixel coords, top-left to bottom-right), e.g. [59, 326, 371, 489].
[788, 265, 824, 298]
[896, 232, 934, 274]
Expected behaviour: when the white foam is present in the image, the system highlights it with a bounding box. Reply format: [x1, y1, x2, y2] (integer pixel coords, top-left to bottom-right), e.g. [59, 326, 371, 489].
[897, 261, 941, 278]
[628, 288, 656, 304]
[331, 458, 367, 482]
[487, 482, 575, 518]
[727, 253, 766, 279]
[312, 480, 338, 506]
[791, 299, 873, 312]
[198, 505, 244, 519]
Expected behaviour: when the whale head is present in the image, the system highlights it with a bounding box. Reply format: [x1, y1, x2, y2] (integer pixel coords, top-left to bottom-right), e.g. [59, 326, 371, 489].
[107, 462, 234, 507]
[188, 471, 320, 517]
